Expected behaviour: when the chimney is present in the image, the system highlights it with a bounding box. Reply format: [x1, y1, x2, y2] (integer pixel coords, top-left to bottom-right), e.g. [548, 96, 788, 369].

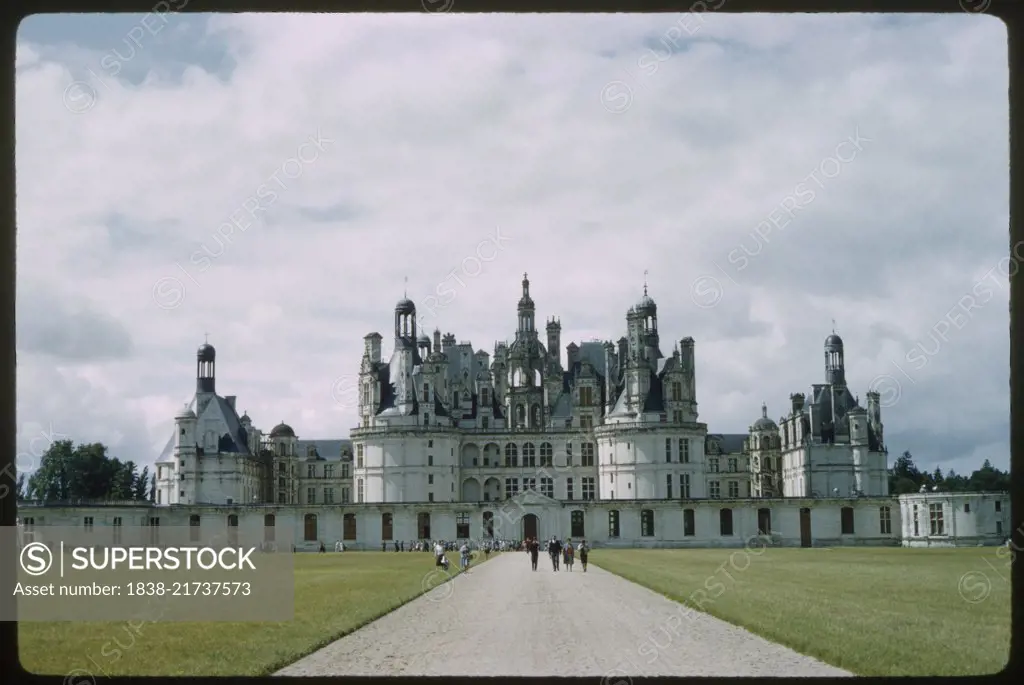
[364, 332, 382, 364]
[790, 393, 805, 413]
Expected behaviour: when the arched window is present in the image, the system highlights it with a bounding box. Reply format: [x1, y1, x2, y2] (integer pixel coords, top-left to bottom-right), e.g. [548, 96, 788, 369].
[343, 513, 357, 540]
[719, 509, 733, 536]
[640, 509, 655, 537]
[608, 510, 620, 538]
[263, 514, 275, 542]
[504, 443, 518, 467]
[417, 512, 431, 539]
[227, 514, 238, 545]
[571, 510, 585, 538]
[304, 513, 318, 542]
[531, 404, 541, 428]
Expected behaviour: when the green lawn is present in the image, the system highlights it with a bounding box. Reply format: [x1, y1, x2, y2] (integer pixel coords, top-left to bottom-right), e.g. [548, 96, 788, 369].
[590, 546, 1011, 677]
[19, 551, 482, 677]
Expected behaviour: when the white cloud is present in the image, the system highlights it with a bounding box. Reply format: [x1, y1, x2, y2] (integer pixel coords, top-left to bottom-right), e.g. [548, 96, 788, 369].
[14, 13, 1010, 475]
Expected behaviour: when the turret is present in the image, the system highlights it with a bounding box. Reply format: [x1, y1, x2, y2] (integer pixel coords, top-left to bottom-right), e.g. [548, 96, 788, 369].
[546, 317, 561, 367]
[825, 333, 845, 386]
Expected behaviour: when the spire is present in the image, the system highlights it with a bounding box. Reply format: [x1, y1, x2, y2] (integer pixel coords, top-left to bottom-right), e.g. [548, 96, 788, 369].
[762, 402, 768, 418]
[404, 276, 408, 298]
[643, 269, 648, 296]
[831, 318, 836, 334]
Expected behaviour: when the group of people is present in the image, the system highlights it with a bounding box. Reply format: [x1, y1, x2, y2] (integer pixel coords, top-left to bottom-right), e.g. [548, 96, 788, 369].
[433, 540, 478, 572]
[524, 537, 589, 572]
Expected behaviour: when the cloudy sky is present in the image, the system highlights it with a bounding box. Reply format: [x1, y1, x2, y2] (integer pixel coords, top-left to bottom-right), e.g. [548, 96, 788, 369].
[14, 12, 1008, 480]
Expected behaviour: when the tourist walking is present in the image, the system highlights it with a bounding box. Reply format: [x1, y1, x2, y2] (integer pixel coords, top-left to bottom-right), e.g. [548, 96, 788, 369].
[548, 537, 561, 571]
[434, 540, 446, 568]
[459, 542, 471, 570]
[565, 540, 574, 571]
[529, 538, 539, 571]
[578, 539, 588, 572]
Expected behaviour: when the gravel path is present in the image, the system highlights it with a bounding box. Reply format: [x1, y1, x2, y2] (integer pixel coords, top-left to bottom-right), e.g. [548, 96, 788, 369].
[276, 552, 851, 677]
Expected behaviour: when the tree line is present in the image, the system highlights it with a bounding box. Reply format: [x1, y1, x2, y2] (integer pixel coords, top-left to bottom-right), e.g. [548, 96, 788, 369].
[15, 439, 156, 503]
[888, 450, 1010, 495]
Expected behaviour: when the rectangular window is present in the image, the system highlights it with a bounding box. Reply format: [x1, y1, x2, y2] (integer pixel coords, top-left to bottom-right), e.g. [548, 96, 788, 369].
[341, 487, 350, 503]
[672, 382, 682, 401]
[666, 473, 673, 499]
[428, 475, 434, 485]
[728, 481, 739, 498]
[665, 438, 672, 462]
[680, 473, 690, 498]
[505, 478, 519, 496]
[540, 477, 553, 498]
[357, 444, 363, 457]
[357, 478, 364, 503]
[708, 458, 719, 473]
[708, 480, 720, 499]
[523, 477, 536, 491]
[757, 508, 771, 534]
[840, 507, 855, 535]
[83, 517, 94, 530]
[428, 493, 434, 502]
[341, 463, 350, 479]
[929, 503, 945, 536]
[582, 477, 596, 501]
[913, 504, 919, 536]
[482, 416, 489, 428]
[680, 439, 689, 463]
[580, 415, 593, 430]
[428, 455, 434, 466]
[566, 478, 574, 501]
[879, 506, 891, 534]
[307, 464, 316, 478]
[456, 512, 470, 539]
[580, 386, 593, 406]
[324, 488, 334, 504]
[608, 510, 620, 538]
[307, 487, 316, 504]
[728, 458, 737, 473]
[581, 443, 595, 467]
[964, 502, 970, 513]
[683, 509, 695, 536]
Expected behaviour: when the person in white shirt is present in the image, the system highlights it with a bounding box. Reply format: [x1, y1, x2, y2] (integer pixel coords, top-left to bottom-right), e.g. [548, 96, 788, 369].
[459, 542, 470, 569]
[434, 541, 449, 570]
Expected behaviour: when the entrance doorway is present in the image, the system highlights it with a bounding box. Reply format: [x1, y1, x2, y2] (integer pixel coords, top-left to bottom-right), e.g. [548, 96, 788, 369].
[522, 513, 538, 540]
[799, 507, 812, 548]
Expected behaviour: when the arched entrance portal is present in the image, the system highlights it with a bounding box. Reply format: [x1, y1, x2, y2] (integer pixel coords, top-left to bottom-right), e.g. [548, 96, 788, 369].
[522, 513, 538, 540]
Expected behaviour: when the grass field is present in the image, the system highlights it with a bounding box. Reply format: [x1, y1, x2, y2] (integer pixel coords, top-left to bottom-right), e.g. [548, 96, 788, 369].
[19, 551, 480, 677]
[590, 546, 1011, 677]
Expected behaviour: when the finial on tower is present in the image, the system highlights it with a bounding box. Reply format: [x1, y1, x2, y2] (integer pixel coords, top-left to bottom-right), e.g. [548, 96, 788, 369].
[523, 272, 528, 281]
[643, 269, 649, 296]
[831, 318, 836, 334]
[204, 332, 209, 344]
[762, 402, 768, 418]
[404, 276, 408, 298]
